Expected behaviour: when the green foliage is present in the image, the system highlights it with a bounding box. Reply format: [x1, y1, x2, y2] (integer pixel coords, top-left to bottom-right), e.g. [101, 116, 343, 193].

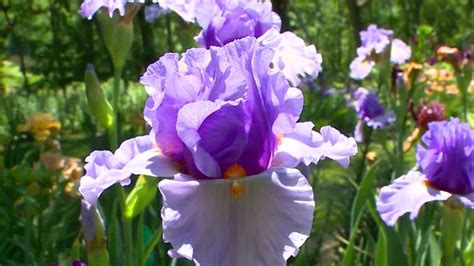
[125, 175, 159, 220]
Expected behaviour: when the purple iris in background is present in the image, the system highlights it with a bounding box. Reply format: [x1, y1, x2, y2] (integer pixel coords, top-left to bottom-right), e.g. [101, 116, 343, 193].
[80, 0, 143, 19]
[352, 87, 395, 141]
[360, 24, 393, 53]
[144, 3, 170, 23]
[194, 1, 280, 48]
[377, 118, 474, 226]
[350, 24, 411, 80]
[158, 0, 322, 86]
[390, 38, 412, 64]
[80, 37, 357, 265]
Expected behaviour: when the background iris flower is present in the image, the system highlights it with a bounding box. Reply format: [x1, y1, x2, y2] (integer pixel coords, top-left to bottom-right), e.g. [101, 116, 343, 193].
[377, 118, 474, 226]
[352, 87, 395, 142]
[350, 24, 411, 80]
[158, 0, 322, 86]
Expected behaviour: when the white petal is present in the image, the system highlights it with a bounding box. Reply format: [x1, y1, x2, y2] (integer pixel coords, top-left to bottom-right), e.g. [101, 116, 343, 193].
[259, 28, 322, 86]
[159, 168, 315, 266]
[376, 171, 451, 226]
[273, 122, 357, 168]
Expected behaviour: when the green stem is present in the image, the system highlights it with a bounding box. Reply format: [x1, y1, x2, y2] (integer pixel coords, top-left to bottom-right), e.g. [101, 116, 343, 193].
[111, 68, 133, 265]
[356, 126, 373, 184]
[109, 68, 122, 150]
[118, 186, 134, 266]
[441, 198, 465, 266]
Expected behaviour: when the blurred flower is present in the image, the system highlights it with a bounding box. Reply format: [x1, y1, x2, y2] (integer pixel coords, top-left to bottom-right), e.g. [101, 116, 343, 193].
[421, 64, 459, 94]
[51, 260, 85, 266]
[156, 0, 196, 22]
[415, 101, 446, 129]
[437, 46, 459, 56]
[401, 62, 423, 87]
[377, 118, 474, 226]
[80, 38, 357, 264]
[40, 151, 84, 196]
[403, 127, 421, 152]
[350, 56, 375, 80]
[350, 25, 411, 80]
[259, 28, 323, 86]
[360, 24, 393, 54]
[79, 0, 143, 20]
[352, 88, 395, 141]
[72, 260, 86, 266]
[160, 0, 321, 86]
[17, 112, 61, 142]
[366, 150, 377, 162]
[195, 1, 280, 48]
[144, 3, 170, 23]
[390, 39, 411, 64]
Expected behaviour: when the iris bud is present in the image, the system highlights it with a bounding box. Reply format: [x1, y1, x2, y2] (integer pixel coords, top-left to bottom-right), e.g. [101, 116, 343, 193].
[84, 64, 114, 128]
[97, 12, 134, 70]
[80, 201, 110, 266]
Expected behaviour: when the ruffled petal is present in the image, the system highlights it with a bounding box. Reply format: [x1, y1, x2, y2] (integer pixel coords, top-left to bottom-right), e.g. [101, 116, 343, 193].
[79, 0, 126, 19]
[350, 56, 374, 80]
[259, 28, 323, 86]
[176, 101, 223, 178]
[79, 135, 177, 205]
[159, 168, 315, 266]
[390, 39, 411, 65]
[273, 122, 357, 168]
[458, 193, 474, 209]
[376, 171, 451, 226]
[315, 126, 359, 167]
[156, 0, 197, 22]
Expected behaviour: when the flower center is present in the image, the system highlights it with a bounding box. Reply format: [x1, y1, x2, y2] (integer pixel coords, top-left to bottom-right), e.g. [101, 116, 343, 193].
[223, 164, 247, 198]
[223, 163, 247, 178]
[229, 181, 245, 199]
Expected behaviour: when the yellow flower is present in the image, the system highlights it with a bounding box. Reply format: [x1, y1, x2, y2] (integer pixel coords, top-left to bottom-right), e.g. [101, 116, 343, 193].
[366, 151, 377, 162]
[436, 46, 459, 56]
[17, 112, 61, 142]
[401, 62, 423, 88]
[421, 65, 459, 95]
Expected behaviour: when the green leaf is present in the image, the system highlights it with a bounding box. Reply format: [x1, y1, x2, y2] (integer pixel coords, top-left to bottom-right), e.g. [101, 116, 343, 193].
[124, 175, 159, 220]
[374, 226, 387, 266]
[342, 162, 379, 266]
[428, 232, 441, 266]
[350, 162, 379, 229]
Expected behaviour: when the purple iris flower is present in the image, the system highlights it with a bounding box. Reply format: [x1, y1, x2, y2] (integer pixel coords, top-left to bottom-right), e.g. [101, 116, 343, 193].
[158, 0, 322, 86]
[349, 25, 411, 80]
[144, 3, 170, 23]
[377, 118, 474, 226]
[350, 56, 375, 80]
[79, 37, 357, 265]
[156, 0, 197, 22]
[390, 38, 411, 65]
[195, 1, 280, 48]
[352, 87, 394, 141]
[360, 24, 393, 54]
[79, 0, 144, 19]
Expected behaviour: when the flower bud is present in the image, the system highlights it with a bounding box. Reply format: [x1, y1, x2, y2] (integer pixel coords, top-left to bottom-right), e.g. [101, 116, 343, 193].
[97, 12, 134, 70]
[84, 64, 114, 128]
[80, 201, 110, 266]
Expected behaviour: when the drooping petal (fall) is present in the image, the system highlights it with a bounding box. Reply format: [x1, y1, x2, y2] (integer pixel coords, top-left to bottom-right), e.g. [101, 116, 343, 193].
[376, 171, 451, 226]
[159, 168, 315, 266]
[79, 135, 177, 205]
